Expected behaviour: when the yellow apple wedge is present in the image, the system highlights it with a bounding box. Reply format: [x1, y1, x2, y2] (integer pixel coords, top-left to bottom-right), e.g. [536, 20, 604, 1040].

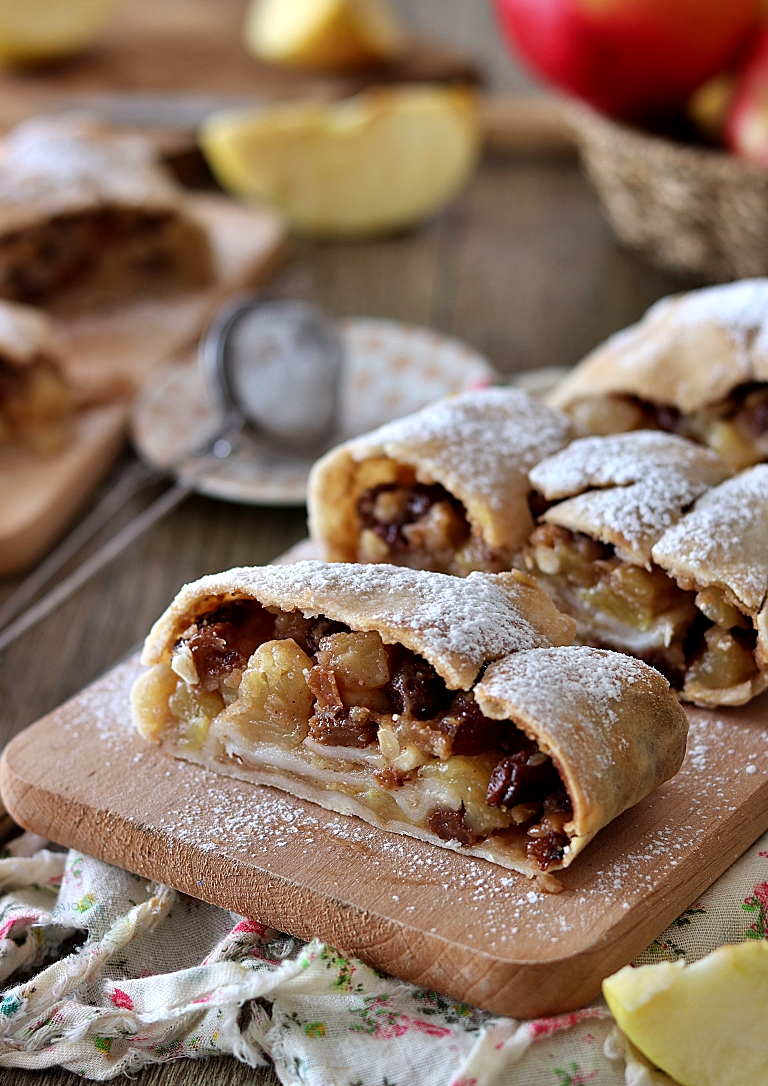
[244, 0, 406, 71]
[200, 86, 481, 239]
[603, 940, 768, 1086]
[0, 0, 116, 63]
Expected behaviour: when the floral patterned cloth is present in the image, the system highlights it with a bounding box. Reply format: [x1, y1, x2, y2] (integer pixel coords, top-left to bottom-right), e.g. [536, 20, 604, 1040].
[0, 829, 766, 1085]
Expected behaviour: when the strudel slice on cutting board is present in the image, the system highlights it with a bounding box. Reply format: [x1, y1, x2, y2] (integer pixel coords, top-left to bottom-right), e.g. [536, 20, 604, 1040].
[525, 431, 768, 706]
[0, 116, 212, 312]
[0, 299, 71, 452]
[131, 560, 688, 877]
[308, 387, 574, 575]
[550, 279, 768, 469]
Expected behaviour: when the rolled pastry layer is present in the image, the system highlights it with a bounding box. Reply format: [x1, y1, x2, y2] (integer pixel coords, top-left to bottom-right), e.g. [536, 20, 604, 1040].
[131, 560, 688, 877]
[308, 387, 574, 575]
[550, 279, 768, 469]
[0, 116, 213, 312]
[0, 299, 71, 452]
[526, 431, 767, 706]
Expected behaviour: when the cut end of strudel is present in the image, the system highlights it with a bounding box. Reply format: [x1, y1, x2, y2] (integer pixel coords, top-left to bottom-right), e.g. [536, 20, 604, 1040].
[0, 299, 72, 453]
[550, 279, 768, 470]
[525, 431, 768, 707]
[0, 116, 213, 312]
[308, 387, 574, 576]
[131, 561, 688, 878]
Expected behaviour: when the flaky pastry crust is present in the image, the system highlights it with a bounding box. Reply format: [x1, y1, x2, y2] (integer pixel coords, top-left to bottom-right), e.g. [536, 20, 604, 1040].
[308, 388, 574, 560]
[530, 431, 732, 568]
[550, 279, 768, 416]
[141, 560, 576, 690]
[475, 647, 689, 865]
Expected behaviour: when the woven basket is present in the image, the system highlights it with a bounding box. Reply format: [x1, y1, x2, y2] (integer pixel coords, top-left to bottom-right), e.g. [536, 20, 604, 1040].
[565, 100, 768, 282]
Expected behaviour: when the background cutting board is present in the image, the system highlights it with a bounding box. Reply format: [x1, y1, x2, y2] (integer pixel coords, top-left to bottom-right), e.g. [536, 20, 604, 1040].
[0, 194, 286, 576]
[2, 653, 767, 1018]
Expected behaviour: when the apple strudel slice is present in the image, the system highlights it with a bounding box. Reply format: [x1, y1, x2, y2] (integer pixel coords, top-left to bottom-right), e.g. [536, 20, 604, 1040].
[0, 299, 72, 452]
[131, 561, 688, 877]
[0, 116, 213, 312]
[550, 280, 768, 470]
[525, 431, 767, 706]
[308, 387, 574, 575]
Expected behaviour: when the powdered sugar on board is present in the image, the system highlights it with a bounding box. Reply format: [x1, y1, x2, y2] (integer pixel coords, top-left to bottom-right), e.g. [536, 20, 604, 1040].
[35, 655, 768, 967]
[531, 431, 731, 564]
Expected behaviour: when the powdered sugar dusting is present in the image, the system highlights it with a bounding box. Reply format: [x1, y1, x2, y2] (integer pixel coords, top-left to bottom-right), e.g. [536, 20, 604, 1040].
[350, 386, 573, 513]
[0, 115, 182, 220]
[146, 561, 567, 687]
[37, 658, 768, 960]
[652, 464, 768, 612]
[476, 647, 682, 781]
[531, 431, 731, 563]
[649, 279, 768, 343]
[480, 647, 648, 727]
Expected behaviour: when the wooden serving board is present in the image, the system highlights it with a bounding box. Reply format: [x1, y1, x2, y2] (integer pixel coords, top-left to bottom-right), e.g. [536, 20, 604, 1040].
[0, 195, 287, 575]
[2, 655, 768, 1017]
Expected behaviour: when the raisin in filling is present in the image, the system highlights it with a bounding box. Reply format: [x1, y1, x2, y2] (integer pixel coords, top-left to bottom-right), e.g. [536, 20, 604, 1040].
[357, 482, 467, 551]
[169, 600, 573, 869]
[187, 602, 277, 691]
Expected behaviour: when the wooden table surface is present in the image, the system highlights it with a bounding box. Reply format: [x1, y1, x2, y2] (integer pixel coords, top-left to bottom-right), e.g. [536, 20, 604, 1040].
[0, 150, 695, 1084]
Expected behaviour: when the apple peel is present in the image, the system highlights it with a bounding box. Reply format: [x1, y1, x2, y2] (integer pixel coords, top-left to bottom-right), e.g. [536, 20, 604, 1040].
[603, 940, 768, 1086]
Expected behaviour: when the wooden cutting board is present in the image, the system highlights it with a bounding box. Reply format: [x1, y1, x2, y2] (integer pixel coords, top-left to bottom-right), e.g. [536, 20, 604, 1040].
[2, 654, 767, 1018]
[0, 195, 287, 575]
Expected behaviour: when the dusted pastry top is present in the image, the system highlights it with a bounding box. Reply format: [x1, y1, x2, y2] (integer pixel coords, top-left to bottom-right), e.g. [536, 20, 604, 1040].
[475, 646, 689, 861]
[142, 560, 576, 690]
[529, 431, 732, 568]
[309, 387, 574, 566]
[551, 279, 768, 416]
[0, 115, 192, 231]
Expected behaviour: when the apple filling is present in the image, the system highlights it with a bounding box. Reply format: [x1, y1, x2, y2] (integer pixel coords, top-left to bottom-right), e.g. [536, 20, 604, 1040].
[525, 524, 758, 694]
[569, 385, 768, 470]
[132, 600, 574, 870]
[0, 208, 209, 310]
[355, 481, 512, 575]
[0, 355, 72, 452]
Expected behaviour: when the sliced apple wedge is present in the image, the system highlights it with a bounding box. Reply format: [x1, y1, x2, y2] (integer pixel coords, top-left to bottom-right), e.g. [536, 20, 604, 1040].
[244, 0, 406, 71]
[200, 86, 480, 238]
[603, 941, 768, 1086]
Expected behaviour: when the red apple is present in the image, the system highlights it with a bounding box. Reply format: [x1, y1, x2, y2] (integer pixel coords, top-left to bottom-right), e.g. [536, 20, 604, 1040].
[492, 0, 762, 120]
[727, 23, 768, 162]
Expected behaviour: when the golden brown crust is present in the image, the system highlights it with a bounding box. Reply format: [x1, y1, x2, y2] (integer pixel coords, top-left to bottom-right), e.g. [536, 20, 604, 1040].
[308, 388, 574, 559]
[140, 560, 576, 690]
[550, 280, 768, 416]
[529, 431, 732, 568]
[474, 647, 689, 865]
